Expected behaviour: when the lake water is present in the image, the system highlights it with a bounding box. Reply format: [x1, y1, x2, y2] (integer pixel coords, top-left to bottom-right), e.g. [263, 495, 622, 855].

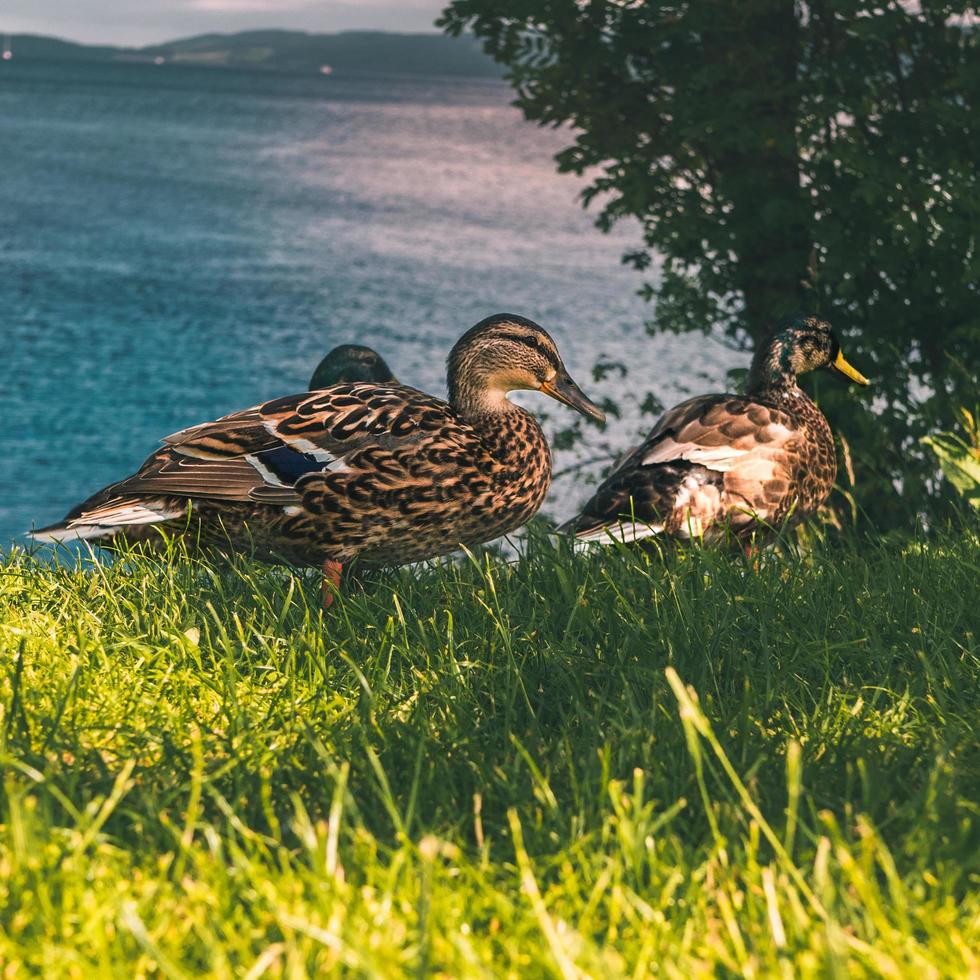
[0, 59, 738, 551]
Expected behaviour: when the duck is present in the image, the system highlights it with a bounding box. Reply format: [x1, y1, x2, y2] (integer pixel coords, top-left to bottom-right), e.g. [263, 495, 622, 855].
[309, 344, 396, 389]
[561, 313, 869, 546]
[32, 314, 605, 605]
[44, 343, 398, 559]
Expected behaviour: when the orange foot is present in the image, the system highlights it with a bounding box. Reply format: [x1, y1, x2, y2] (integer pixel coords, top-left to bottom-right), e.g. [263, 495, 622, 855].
[321, 559, 343, 609]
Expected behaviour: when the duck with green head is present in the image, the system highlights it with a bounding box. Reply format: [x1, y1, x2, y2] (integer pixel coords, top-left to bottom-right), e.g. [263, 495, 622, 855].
[33, 314, 604, 605]
[562, 313, 870, 544]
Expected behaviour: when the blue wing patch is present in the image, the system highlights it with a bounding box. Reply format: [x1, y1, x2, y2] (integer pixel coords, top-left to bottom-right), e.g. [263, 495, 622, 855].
[253, 446, 327, 486]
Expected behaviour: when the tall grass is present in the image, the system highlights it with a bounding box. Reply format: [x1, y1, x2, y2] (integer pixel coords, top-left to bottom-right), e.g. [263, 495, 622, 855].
[1, 522, 978, 976]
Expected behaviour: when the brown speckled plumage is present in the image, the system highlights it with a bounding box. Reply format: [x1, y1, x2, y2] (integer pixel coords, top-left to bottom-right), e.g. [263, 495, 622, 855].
[34, 315, 604, 572]
[563, 314, 869, 545]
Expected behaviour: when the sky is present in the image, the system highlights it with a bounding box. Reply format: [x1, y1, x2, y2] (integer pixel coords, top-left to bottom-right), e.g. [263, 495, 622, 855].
[2, 0, 448, 47]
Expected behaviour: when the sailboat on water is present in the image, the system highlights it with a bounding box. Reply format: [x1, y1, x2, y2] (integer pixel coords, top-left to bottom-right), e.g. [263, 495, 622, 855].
[2, 35, 12, 61]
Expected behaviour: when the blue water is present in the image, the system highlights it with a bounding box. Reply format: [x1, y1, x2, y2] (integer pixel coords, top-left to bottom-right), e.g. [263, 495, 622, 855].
[0, 59, 737, 550]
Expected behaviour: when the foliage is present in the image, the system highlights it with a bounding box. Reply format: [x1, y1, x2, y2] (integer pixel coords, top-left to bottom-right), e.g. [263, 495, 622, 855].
[923, 405, 980, 508]
[1, 527, 978, 974]
[440, 0, 980, 526]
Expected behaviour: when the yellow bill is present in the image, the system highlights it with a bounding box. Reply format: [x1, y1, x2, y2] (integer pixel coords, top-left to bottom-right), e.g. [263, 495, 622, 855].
[830, 349, 870, 386]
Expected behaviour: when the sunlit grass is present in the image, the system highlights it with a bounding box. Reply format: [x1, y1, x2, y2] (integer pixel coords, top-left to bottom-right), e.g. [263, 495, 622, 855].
[1, 522, 978, 976]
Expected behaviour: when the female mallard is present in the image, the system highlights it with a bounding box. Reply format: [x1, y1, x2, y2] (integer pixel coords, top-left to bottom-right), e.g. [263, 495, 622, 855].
[40, 344, 398, 555]
[309, 344, 396, 389]
[33, 314, 604, 602]
[562, 314, 869, 545]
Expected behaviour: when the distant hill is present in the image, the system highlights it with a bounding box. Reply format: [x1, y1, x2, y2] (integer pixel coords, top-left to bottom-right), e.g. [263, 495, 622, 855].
[3, 30, 503, 78]
[4, 34, 122, 62]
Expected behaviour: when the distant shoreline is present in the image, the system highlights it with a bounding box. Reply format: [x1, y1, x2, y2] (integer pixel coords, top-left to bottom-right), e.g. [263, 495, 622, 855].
[0, 55, 511, 90]
[0, 29, 503, 79]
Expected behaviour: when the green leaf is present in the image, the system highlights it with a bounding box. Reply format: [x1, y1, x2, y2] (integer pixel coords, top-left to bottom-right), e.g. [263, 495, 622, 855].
[921, 434, 980, 509]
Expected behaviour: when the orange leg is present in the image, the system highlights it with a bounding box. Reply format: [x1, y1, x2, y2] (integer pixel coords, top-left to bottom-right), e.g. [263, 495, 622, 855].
[321, 559, 343, 609]
[743, 541, 761, 573]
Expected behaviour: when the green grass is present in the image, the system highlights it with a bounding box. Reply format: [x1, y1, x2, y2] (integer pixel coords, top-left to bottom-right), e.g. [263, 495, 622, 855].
[1, 523, 978, 977]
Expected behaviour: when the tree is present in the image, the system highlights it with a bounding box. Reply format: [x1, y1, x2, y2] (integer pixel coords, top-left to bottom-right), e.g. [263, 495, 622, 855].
[441, 0, 980, 526]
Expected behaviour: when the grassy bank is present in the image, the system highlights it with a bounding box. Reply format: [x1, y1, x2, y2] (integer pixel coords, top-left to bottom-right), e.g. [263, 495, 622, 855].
[1, 524, 978, 976]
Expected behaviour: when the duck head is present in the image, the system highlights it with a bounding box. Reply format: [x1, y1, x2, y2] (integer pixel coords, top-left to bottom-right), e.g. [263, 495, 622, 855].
[447, 313, 605, 423]
[748, 313, 870, 393]
[309, 344, 396, 390]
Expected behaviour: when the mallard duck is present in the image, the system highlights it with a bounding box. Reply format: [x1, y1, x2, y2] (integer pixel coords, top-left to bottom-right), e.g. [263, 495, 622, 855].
[309, 344, 396, 389]
[561, 314, 869, 545]
[33, 314, 604, 604]
[44, 344, 397, 554]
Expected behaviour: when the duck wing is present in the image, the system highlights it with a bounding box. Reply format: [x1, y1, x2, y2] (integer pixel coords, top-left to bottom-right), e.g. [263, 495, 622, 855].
[565, 395, 800, 541]
[35, 383, 476, 541]
[127, 383, 465, 500]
